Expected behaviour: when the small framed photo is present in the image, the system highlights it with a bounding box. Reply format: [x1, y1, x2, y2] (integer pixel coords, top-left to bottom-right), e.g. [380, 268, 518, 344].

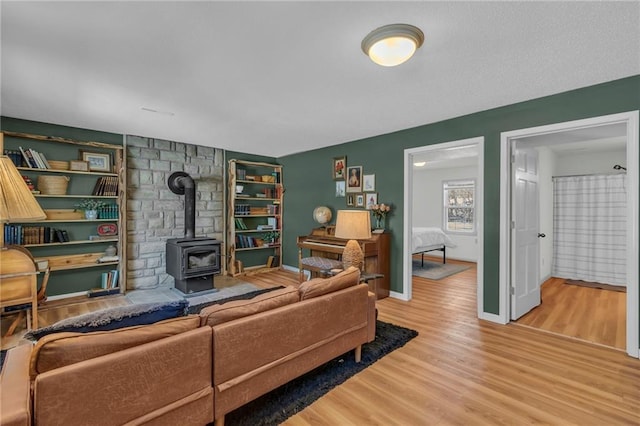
[335, 181, 346, 197]
[346, 166, 363, 193]
[346, 194, 355, 207]
[365, 192, 378, 209]
[70, 160, 90, 172]
[81, 151, 111, 172]
[355, 193, 365, 208]
[333, 156, 346, 180]
[363, 174, 375, 191]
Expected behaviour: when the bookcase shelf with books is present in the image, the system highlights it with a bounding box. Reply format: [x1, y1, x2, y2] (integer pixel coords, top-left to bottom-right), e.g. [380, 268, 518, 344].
[227, 159, 283, 276]
[1, 131, 126, 299]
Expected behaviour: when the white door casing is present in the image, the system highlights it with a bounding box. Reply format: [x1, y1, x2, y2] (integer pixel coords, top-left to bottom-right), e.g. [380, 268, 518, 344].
[511, 144, 541, 319]
[499, 111, 639, 358]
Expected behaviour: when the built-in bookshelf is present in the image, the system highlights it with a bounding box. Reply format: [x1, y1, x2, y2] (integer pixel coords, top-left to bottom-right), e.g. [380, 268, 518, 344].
[1, 131, 126, 298]
[227, 159, 283, 276]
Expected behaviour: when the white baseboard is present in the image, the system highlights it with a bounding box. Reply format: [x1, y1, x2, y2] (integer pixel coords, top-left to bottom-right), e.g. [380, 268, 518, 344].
[390, 290, 410, 301]
[47, 291, 87, 301]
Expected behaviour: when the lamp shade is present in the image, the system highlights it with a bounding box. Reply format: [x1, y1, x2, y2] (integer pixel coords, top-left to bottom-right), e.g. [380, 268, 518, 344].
[335, 210, 371, 240]
[362, 23, 424, 67]
[0, 155, 46, 222]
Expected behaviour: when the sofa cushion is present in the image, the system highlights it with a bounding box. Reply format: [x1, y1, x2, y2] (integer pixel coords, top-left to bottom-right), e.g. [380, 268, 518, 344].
[30, 315, 201, 378]
[199, 286, 299, 327]
[24, 300, 188, 341]
[298, 266, 360, 300]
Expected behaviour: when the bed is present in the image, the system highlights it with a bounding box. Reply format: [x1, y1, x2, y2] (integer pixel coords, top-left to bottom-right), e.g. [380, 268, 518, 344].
[412, 227, 457, 265]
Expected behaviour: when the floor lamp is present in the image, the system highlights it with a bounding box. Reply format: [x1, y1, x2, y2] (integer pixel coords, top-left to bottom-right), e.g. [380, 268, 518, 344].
[334, 210, 371, 271]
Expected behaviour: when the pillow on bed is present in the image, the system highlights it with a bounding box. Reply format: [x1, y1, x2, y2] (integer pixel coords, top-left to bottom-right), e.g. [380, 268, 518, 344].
[24, 300, 188, 341]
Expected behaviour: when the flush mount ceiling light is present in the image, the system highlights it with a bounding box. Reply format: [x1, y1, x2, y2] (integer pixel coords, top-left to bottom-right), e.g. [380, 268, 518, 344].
[361, 23, 424, 67]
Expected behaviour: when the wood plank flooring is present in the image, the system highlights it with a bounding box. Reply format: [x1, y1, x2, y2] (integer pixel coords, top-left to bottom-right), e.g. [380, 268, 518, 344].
[267, 263, 639, 426]
[3, 265, 639, 425]
[516, 277, 626, 350]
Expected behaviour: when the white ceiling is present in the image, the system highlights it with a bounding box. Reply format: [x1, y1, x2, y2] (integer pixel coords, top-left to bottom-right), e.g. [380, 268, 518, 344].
[2, 1, 639, 157]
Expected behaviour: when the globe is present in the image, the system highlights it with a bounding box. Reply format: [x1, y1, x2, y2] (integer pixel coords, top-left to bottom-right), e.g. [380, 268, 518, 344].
[313, 206, 332, 226]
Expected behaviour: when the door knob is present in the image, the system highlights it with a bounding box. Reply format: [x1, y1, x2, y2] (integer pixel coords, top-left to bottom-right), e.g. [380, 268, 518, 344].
[538, 233, 546, 238]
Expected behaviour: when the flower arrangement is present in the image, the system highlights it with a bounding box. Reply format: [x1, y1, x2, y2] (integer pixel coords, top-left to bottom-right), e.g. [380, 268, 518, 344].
[74, 199, 106, 211]
[371, 203, 392, 229]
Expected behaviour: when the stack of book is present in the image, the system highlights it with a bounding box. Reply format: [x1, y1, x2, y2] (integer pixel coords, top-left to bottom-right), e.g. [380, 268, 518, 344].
[92, 176, 118, 196]
[101, 269, 119, 289]
[18, 146, 51, 169]
[3, 225, 69, 244]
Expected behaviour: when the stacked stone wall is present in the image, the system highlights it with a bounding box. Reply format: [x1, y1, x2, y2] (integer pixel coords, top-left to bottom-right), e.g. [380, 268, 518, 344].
[126, 136, 224, 289]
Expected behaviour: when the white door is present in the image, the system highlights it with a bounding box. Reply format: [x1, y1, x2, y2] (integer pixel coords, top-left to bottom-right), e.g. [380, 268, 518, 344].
[511, 143, 541, 319]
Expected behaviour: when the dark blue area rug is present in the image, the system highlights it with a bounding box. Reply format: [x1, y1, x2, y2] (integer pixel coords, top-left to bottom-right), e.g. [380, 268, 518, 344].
[221, 320, 418, 426]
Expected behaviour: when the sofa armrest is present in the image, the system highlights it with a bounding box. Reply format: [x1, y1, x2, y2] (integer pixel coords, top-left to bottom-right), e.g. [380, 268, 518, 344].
[367, 291, 377, 343]
[0, 344, 33, 426]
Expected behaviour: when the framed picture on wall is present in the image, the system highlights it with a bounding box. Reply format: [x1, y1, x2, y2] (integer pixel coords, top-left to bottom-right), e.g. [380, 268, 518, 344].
[333, 156, 346, 180]
[335, 181, 346, 197]
[346, 193, 355, 207]
[365, 192, 378, 209]
[346, 166, 363, 193]
[355, 193, 365, 208]
[363, 174, 375, 191]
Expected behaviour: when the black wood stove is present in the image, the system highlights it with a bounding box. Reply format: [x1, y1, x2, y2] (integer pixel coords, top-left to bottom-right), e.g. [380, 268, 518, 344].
[165, 172, 221, 294]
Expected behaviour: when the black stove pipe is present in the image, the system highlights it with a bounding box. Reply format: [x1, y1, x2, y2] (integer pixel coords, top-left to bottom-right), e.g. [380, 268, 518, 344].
[167, 171, 196, 238]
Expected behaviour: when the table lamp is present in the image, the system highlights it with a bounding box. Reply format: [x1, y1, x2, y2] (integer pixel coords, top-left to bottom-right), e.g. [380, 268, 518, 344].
[0, 154, 47, 246]
[334, 210, 371, 270]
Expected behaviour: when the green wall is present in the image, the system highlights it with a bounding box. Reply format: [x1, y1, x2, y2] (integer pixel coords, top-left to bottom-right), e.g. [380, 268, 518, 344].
[278, 75, 640, 316]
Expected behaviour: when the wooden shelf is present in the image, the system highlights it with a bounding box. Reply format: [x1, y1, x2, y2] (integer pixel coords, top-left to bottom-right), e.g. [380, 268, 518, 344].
[17, 166, 117, 177]
[228, 159, 283, 276]
[236, 244, 280, 252]
[35, 194, 118, 199]
[34, 252, 119, 272]
[235, 229, 281, 233]
[15, 219, 118, 223]
[2, 130, 126, 299]
[236, 179, 278, 186]
[24, 238, 118, 248]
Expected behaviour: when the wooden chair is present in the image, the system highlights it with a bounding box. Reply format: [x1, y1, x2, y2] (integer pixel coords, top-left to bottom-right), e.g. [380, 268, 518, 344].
[0, 245, 39, 334]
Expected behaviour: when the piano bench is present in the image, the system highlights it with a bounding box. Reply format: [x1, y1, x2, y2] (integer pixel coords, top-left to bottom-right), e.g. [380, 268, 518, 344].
[299, 257, 343, 282]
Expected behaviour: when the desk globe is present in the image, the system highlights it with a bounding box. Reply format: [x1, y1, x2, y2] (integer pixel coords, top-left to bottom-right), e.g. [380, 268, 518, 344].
[313, 206, 332, 226]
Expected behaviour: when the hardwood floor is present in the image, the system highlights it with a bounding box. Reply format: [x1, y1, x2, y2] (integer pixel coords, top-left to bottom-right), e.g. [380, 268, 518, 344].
[3, 265, 639, 425]
[516, 277, 627, 350]
[272, 263, 640, 425]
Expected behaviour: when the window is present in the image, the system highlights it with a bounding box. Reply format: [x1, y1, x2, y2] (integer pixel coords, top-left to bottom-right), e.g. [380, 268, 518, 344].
[443, 180, 475, 233]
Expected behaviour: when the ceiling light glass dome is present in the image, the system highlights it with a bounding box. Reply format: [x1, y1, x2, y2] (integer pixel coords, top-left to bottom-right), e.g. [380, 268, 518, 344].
[362, 23, 424, 67]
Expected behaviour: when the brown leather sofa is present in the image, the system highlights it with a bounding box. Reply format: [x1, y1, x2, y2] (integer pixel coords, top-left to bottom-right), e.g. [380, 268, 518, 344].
[0, 267, 376, 426]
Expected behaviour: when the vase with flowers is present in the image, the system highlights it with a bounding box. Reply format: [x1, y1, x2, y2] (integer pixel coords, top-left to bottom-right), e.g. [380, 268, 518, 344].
[75, 199, 106, 220]
[371, 203, 392, 230]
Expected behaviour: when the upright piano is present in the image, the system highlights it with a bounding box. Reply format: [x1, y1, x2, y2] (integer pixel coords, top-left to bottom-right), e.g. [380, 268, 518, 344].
[297, 227, 390, 299]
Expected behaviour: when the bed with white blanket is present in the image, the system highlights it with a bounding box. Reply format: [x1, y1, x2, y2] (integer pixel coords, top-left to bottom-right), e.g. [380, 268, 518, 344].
[412, 227, 457, 265]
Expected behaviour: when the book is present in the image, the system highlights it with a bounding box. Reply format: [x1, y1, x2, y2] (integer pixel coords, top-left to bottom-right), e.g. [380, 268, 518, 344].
[29, 149, 45, 168]
[38, 152, 52, 169]
[18, 146, 34, 168]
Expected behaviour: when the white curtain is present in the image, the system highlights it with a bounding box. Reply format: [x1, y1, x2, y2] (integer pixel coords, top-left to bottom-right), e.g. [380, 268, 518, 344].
[552, 174, 627, 286]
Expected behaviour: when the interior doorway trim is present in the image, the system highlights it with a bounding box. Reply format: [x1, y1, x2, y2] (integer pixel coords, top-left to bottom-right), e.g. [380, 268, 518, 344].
[402, 137, 484, 311]
[499, 111, 639, 358]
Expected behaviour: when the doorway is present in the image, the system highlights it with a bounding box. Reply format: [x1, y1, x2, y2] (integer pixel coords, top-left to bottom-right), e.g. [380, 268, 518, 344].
[403, 137, 484, 311]
[499, 111, 639, 358]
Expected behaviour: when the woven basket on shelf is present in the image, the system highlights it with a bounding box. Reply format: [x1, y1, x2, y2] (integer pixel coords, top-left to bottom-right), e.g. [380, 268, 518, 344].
[38, 175, 70, 195]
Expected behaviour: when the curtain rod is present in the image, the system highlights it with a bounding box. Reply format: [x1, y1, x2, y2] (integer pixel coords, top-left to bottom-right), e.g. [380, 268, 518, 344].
[552, 172, 626, 178]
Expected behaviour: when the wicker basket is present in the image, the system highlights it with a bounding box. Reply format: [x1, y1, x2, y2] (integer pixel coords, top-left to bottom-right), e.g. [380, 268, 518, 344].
[48, 160, 70, 170]
[38, 175, 70, 195]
